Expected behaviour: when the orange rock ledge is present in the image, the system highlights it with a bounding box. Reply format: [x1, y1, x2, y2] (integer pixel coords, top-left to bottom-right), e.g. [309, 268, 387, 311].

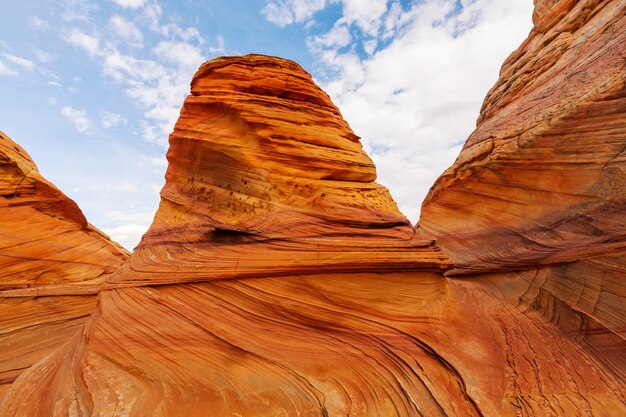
[110, 54, 450, 288]
[0, 131, 128, 400]
[0, 0, 624, 415]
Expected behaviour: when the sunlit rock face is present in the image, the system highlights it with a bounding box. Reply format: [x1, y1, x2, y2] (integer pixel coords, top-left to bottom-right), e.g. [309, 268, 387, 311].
[110, 54, 450, 287]
[420, 0, 626, 275]
[5, 271, 625, 417]
[0, 131, 128, 401]
[417, 1, 626, 405]
[0, 131, 128, 292]
[1, 1, 625, 416]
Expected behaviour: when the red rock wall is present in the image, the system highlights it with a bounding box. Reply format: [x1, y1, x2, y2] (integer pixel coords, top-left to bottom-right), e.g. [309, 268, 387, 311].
[415, 3, 626, 408]
[111, 55, 449, 288]
[419, 0, 626, 274]
[0, 131, 128, 291]
[1, 1, 624, 415]
[0, 131, 128, 401]
[4, 271, 623, 416]
[417, 0, 626, 385]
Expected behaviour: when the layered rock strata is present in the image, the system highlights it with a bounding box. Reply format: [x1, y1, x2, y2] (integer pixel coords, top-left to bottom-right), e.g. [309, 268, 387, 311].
[420, 0, 626, 275]
[0, 131, 128, 400]
[111, 55, 449, 287]
[0, 0, 625, 415]
[418, 0, 626, 390]
[4, 271, 624, 416]
[0, 131, 128, 291]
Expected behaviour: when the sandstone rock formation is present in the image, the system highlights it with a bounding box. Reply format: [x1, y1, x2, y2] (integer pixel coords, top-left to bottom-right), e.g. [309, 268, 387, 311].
[0, 131, 128, 292]
[0, 0, 624, 416]
[420, 0, 626, 275]
[0, 131, 128, 400]
[418, 0, 626, 404]
[111, 55, 449, 288]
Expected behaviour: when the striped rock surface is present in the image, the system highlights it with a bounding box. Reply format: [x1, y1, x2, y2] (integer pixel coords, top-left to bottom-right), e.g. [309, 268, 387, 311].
[0, 131, 128, 402]
[109, 54, 450, 288]
[1, 0, 624, 415]
[420, 0, 626, 275]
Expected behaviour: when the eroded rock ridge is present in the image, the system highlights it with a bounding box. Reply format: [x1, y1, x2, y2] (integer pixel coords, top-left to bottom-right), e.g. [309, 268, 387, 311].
[0, 0, 624, 415]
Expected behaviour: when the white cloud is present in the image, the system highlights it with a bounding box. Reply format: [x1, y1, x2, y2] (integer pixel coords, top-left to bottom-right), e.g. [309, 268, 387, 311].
[262, 0, 335, 26]
[102, 223, 149, 250]
[61, 105, 92, 133]
[40, 69, 61, 80]
[97, 37, 205, 145]
[155, 22, 203, 42]
[60, 8, 218, 147]
[112, 0, 146, 9]
[105, 181, 137, 192]
[99, 49, 187, 145]
[104, 209, 154, 223]
[138, 154, 168, 171]
[153, 40, 204, 68]
[62, 28, 101, 57]
[149, 156, 167, 167]
[263, 0, 386, 34]
[341, 0, 388, 36]
[61, 0, 99, 22]
[102, 209, 155, 249]
[100, 111, 128, 128]
[0, 60, 17, 76]
[141, 2, 163, 30]
[309, 21, 352, 49]
[28, 16, 50, 31]
[265, 0, 533, 222]
[2, 53, 36, 71]
[208, 35, 225, 54]
[109, 15, 143, 47]
[34, 48, 54, 63]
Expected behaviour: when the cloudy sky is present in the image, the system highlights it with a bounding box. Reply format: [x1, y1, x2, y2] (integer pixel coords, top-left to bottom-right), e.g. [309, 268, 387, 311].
[0, 0, 533, 249]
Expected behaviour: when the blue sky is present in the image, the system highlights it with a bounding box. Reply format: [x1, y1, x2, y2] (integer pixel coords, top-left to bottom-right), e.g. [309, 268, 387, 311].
[0, 0, 533, 249]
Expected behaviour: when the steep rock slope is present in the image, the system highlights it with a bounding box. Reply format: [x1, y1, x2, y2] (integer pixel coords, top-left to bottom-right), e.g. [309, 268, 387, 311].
[2, 34, 624, 415]
[418, 0, 626, 386]
[1, 1, 625, 415]
[111, 55, 449, 287]
[420, 0, 626, 274]
[4, 271, 624, 416]
[0, 131, 128, 291]
[0, 131, 128, 400]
